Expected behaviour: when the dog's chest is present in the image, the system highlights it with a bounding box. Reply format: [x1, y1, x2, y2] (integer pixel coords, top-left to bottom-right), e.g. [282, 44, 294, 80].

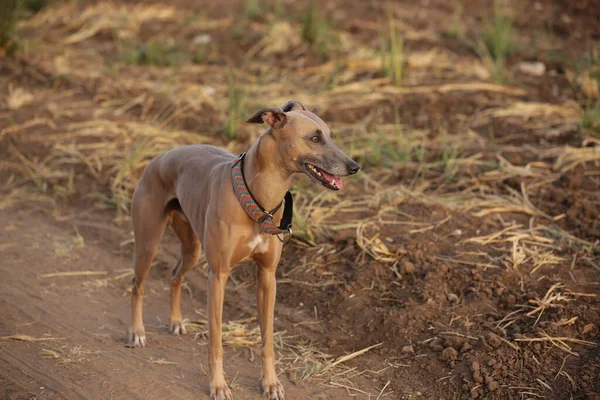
[247, 234, 269, 254]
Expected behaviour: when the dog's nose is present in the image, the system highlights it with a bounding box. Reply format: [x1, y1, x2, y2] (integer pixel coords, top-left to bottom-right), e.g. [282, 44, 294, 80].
[347, 160, 360, 175]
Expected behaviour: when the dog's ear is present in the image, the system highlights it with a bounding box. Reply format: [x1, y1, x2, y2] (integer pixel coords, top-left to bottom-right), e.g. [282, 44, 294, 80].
[246, 107, 287, 129]
[280, 100, 306, 112]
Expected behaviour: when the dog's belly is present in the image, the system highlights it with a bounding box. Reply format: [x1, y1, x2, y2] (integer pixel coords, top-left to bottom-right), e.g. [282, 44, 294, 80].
[165, 198, 188, 222]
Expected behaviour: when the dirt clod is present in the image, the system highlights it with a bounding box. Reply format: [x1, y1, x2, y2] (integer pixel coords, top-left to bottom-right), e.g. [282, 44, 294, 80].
[440, 347, 458, 363]
[484, 333, 502, 349]
[506, 294, 516, 306]
[473, 370, 484, 384]
[401, 260, 417, 275]
[446, 293, 460, 303]
[444, 336, 466, 350]
[487, 380, 499, 392]
[460, 342, 473, 353]
[402, 345, 415, 354]
[583, 324, 596, 334]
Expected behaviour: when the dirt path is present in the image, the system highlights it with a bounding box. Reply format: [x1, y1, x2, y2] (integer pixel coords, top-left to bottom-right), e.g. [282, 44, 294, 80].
[0, 206, 356, 400]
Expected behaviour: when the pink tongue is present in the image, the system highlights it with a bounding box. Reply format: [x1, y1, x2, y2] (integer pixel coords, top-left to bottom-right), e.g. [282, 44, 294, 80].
[320, 170, 343, 189]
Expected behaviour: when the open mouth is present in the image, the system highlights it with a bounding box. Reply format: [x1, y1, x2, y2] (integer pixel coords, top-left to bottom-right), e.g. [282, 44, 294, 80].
[305, 163, 343, 191]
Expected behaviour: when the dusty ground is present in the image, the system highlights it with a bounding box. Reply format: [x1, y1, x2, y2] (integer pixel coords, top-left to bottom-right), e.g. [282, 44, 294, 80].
[1, 0, 599, 399]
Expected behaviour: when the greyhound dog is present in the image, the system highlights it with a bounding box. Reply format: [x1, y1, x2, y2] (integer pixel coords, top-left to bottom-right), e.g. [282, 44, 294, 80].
[128, 100, 359, 399]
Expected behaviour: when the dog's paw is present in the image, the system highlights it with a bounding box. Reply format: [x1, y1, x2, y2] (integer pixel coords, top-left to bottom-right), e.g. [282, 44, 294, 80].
[127, 329, 146, 347]
[262, 378, 285, 399]
[209, 381, 233, 400]
[169, 320, 187, 336]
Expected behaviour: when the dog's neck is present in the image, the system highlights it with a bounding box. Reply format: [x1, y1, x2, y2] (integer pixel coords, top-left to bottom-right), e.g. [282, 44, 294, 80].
[243, 132, 293, 213]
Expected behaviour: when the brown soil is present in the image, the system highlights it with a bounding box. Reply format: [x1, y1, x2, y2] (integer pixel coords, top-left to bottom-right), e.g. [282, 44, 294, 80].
[1, 0, 599, 399]
[0, 205, 360, 399]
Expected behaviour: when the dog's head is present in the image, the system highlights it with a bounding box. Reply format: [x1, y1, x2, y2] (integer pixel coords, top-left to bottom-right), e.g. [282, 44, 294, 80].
[246, 101, 359, 190]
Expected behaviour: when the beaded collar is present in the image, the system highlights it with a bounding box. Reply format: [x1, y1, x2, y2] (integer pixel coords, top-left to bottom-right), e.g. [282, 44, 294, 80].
[231, 153, 293, 239]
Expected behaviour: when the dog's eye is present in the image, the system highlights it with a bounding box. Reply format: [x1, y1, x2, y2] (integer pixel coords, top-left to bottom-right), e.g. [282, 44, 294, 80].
[311, 136, 320, 143]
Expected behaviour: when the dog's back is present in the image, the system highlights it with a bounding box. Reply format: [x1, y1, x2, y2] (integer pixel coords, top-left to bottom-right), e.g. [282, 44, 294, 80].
[135, 144, 236, 227]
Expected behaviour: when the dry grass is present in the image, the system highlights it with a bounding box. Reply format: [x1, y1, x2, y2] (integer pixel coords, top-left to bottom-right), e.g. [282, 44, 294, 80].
[39, 270, 107, 278]
[5, 85, 34, 109]
[185, 311, 381, 392]
[514, 332, 597, 356]
[148, 357, 177, 365]
[0, 335, 64, 342]
[41, 345, 99, 364]
[495, 283, 597, 347]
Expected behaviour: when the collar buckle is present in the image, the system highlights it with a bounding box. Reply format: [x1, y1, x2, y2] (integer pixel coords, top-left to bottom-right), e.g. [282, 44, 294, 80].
[276, 226, 293, 243]
[257, 211, 274, 223]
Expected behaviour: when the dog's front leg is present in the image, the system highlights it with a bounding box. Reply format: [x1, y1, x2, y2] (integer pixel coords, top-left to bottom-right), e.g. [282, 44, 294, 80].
[208, 269, 232, 400]
[255, 246, 285, 399]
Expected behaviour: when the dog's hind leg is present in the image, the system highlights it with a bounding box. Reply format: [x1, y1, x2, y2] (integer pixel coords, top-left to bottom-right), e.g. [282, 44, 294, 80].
[169, 213, 201, 335]
[129, 189, 169, 347]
